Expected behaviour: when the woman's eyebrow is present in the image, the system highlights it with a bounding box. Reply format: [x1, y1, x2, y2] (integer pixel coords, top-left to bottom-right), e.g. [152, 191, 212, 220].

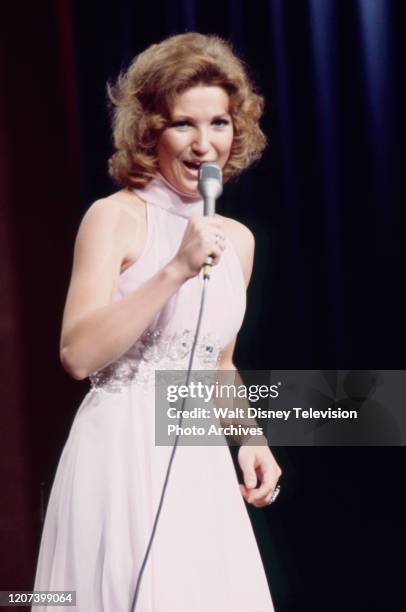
[171, 113, 231, 120]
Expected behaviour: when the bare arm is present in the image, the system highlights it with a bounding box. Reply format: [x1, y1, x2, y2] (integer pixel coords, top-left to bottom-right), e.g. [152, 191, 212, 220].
[217, 221, 282, 505]
[216, 219, 265, 445]
[60, 195, 225, 380]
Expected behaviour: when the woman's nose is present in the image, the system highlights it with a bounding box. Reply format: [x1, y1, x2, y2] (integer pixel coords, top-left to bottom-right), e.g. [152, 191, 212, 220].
[191, 129, 210, 155]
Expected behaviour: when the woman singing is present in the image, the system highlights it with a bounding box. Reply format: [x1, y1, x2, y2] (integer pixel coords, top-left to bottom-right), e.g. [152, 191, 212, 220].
[33, 32, 282, 611]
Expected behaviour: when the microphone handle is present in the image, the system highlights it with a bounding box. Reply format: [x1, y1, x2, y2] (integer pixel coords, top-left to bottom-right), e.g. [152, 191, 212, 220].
[203, 195, 216, 266]
[203, 195, 216, 217]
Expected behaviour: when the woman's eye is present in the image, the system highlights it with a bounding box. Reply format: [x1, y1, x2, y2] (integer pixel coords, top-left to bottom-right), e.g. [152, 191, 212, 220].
[212, 118, 230, 127]
[172, 121, 190, 129]
[171, 119, 230, 128]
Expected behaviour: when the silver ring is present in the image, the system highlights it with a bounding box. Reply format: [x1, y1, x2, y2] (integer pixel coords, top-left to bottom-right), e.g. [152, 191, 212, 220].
[267, 484, 281, 505]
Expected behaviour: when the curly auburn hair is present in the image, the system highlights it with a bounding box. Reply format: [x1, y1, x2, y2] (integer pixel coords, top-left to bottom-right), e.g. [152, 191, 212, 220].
[107, 32, 267, 189]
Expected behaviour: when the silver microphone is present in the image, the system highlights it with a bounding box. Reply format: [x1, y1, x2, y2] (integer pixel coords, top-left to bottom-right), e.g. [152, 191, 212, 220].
[198, 162, 223, 213]
[198, 163, 223, 279]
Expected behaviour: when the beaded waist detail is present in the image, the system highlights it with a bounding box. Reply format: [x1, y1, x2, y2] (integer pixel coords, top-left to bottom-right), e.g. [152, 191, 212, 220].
[89, 327, 222, 394]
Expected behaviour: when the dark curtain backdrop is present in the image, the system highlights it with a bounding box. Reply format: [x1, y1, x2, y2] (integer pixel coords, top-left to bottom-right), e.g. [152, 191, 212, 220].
[1, 1, 405, 611]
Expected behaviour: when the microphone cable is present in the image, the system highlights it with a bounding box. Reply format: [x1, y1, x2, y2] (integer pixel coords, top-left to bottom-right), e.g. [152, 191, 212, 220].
[129, 266, 212, 612]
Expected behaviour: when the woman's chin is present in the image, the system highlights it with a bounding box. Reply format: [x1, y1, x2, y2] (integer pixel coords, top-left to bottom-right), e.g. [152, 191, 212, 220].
[180, 181, 199, 195]
[175, 172, 199, 194]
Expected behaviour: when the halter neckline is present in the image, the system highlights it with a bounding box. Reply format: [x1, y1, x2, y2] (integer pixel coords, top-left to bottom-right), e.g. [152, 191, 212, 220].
[134, 173, 204, 219]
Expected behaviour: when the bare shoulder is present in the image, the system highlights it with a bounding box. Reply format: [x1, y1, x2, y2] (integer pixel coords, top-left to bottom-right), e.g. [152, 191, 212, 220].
[81, 189, 147, 271]
[217, 214, 255, 286]
[85, 188, 146, 223]
[219, 215, 255, 249]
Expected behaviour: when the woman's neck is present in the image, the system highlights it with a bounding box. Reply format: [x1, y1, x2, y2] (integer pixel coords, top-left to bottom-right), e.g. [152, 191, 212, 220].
[133, 174, 204, 218]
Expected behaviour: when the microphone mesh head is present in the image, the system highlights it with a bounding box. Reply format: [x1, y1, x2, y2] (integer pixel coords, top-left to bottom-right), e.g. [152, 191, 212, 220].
[200, 163, 222, 182]
[198, 163, 223, 200]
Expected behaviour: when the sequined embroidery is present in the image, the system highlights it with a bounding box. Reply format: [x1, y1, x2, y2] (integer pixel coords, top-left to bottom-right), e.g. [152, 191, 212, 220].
[89, 327, 222, 394]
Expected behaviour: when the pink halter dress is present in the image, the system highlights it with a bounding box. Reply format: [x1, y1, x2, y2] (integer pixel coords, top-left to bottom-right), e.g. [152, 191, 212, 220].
[32, 175, 275, 611]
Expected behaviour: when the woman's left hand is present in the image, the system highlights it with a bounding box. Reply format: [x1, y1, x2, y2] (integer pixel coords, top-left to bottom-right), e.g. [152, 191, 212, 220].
[237, 437, 282, 507]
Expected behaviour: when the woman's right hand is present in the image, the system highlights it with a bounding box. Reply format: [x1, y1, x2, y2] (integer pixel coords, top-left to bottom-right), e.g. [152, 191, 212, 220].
[170, 214, 226, 280]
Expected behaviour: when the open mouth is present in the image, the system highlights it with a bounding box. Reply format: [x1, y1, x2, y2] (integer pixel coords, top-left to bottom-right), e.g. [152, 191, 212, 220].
[182, 161, 201, 171]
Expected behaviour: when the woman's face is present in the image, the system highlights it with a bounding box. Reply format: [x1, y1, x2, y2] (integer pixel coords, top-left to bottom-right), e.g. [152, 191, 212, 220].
[156, 85, 234, 194]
